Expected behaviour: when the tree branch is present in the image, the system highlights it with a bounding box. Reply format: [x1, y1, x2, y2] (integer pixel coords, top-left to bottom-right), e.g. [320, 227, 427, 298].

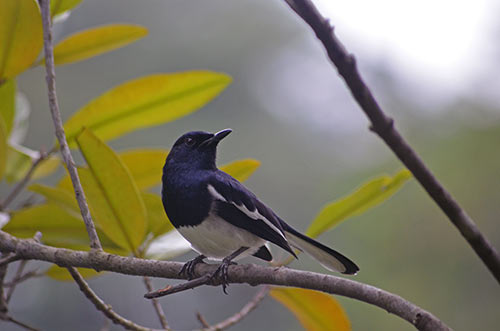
[283, 0, 500, 284]
[142, 276, 170, 330]
[0, 231, 450, 331]
[0, 150, 49, 211]
[66, 267, 160, 331]
[38, 0, 102, 250]
[205, 286, 269, 331]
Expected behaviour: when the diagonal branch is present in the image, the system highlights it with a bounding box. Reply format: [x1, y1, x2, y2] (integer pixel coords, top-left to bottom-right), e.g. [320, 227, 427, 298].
[142, 276, 170, 330]
[204, 286, 269, 331]
[0, 231, 450, 331]
[38, 0, 102, 250]
[283, 0, 500, 284]
[66, 267, 160, 331]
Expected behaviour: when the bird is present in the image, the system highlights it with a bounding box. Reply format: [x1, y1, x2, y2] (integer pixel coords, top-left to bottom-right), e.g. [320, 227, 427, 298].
[161, 129, 359, 293]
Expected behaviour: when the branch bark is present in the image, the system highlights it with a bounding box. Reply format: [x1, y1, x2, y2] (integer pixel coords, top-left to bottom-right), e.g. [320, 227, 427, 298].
[38, 0, 102, 250]
[0, 231, 450, 331]
[67, 267, 160, 331]
[283, 0, 500, 284]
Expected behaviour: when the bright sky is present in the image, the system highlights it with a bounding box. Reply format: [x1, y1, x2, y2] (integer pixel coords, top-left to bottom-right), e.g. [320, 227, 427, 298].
[312, 0, 496, 93]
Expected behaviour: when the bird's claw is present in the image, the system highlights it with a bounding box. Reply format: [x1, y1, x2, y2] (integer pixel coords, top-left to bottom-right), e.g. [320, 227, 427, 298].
[179, 255, 206, 280]
[211, 260, 237, 294]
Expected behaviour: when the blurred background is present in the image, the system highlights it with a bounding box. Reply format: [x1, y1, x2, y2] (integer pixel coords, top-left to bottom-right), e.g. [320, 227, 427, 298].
[4, 0, 500, 329]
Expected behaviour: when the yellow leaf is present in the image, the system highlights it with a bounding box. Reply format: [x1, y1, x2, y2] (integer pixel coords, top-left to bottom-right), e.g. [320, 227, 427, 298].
[4, 203, 93, 248]
[63, 71, 232, 147]
[52, 24, 148, 66]
[0, 79, 16, 134]
[76, 128, 147, 253]
[142, 192, 173, 238]
[119, 148, 168, 190]
[220, 159, 261, 182]
[0, 0, 43, 80]
[0, 116, 6, 180]
[29, 183, 79, 214]
[270, 287, 351, 331]
[46, 265, 101, 281]
[4, 144, 60, 183]
[50, 0, 82, 17]
[306, 170, 412, 238]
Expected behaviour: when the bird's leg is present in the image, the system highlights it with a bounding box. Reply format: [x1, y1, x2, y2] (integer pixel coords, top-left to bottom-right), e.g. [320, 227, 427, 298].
[179, 254, 206, 280]
[212, 247, 248, 294]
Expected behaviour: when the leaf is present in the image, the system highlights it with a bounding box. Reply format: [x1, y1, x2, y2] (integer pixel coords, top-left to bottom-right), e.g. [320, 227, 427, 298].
[52, 24, 148, 66]
[76, 128, 147, 253]
[145, 230, 191, 261]
[63, 71, 232, 147]
[29, 183, 79, 214]
[50, 0, 82, 17]
[5, 144, 60, 183]
[306, 170, 412, 238]
[0, 116, 6, 180]
[0, 79, 16, 134]
[0, 0, 43, 80]
[46, 265, 101, 281]
[270, 287, 351, 331]
[220, 159, 261, 182]
[118, 148, 168, 190]
[4, 203, 94, 248]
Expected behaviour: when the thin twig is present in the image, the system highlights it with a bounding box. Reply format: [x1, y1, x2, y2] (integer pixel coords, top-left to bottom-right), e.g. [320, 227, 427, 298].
[0, 151, 49, 211]
[0, 254, 8, 315]
[0, 232, 449, 331]
[5, 261, 28, 302]
[144, 275, 211, 299]
[205, 286, 270, 331]
[38, 0, 102, 250]
[0, 254, 20, 267]
[284, 0, 500, 284]
[142, 276, 170, 330]
[196, 312, 210, 328]
[4, 316, 40, 331]
[66, 267, 159, 331]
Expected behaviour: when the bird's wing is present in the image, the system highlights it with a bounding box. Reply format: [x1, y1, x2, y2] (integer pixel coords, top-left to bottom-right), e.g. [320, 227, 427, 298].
[208, 172, 296, 257]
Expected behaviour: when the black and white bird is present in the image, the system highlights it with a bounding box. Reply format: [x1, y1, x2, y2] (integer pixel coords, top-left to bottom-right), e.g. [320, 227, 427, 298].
[161, 129, 359, 292]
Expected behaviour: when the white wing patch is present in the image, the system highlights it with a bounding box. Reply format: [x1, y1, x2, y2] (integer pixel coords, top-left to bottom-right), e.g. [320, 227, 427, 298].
[207, 184, 227, 201]
[207, 184, 287, 240]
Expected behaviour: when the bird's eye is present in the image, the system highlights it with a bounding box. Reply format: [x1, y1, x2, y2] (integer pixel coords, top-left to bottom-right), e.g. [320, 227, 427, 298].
[185, 137, 195, 146]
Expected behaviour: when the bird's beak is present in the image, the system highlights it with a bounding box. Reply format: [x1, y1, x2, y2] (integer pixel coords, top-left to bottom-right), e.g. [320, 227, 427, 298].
[212, 128, 232, 142]
[202, 128, 232, 147]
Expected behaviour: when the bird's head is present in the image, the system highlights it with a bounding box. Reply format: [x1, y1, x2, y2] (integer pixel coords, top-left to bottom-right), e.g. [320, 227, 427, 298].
[165, 129, 232, 170]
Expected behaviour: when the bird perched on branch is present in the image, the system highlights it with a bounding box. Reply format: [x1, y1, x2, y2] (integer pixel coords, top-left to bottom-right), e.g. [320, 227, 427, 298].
[161, 129, 359, 293]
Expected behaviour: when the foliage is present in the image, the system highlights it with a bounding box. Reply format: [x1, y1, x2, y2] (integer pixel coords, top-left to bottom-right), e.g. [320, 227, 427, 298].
[0, 1, 412, 329]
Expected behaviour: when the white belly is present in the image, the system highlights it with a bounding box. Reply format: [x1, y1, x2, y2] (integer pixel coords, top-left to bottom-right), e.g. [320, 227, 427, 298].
[177, 213, 266, 261]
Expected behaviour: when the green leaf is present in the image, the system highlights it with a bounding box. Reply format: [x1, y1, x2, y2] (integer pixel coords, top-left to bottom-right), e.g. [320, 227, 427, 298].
[75, 128, 147, 253]
[118, 148, 168, 190]
[4, 144, 60, 183]
[0, 116, 6, 181]
[29, 183, 79, 214]
[46, 265, 101, 281]
[4, 203, 94, 248]
[142, 192, 173, 238]
[0, 0, 43, 80]
[271, 287, 350, 331]
[50, 0, 82, 17]
[63, 71, 232, 147]
[306, 170, 412, 238]
[52, 24, 148, 66]
[0, 79, 16, 134]
[220, 159, 261, 182]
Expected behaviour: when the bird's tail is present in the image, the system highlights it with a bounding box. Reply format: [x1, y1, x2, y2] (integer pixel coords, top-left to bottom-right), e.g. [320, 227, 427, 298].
[280, 222, 359, 275]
